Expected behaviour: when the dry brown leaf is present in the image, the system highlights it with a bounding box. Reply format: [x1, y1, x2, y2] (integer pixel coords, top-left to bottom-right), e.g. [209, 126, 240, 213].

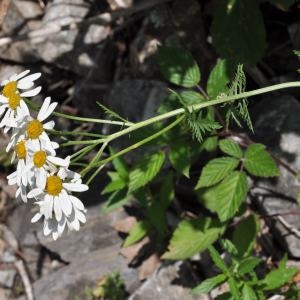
[138, 253, 161, 281]
[120, 236, 149, 264]
[114, 216, 137, 233]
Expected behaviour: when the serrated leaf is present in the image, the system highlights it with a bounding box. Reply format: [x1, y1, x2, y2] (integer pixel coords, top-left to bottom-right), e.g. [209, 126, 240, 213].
[207, 59, 230, 100]
[221, 239, 238, 257]
[244, 144, 279, 177]
[128, 152, 165, 193]
[192, 274, 227, 294]
[261, 257, 298, 291]
[157, 46, 200, 87]
[179, 90, 205, 106]
[110, 147, 129, 180]
[169, 139, 190, 178]
[237, 257, 261, 275]
[211, 0, 266, 66]
[232, 215, 259, 257]
[102, 178, 127, 194]
[195, 157, 239, 189]
[242, 284, 257, 300]
[228, 277, 240, 299]
[208, 246, 229, 273]
[219, 139, 243, 158]
[101, 189, 130, 214]
[162, 217, 224, 260]
[123, 220, 151, 247]
[201, 171, 248, 222]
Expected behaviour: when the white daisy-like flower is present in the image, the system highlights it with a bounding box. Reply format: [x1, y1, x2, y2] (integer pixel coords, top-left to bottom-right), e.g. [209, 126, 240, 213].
[25, 97, 57, 153]
[28, 171, 88, 239]
[26, 144, 69, 189]
[0, 70, 41, 131]
[7, 138, 32, 202]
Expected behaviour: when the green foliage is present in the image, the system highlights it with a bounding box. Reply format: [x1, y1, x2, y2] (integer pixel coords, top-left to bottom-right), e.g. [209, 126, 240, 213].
[225, 65, 253, 131]
[186, 111, 221, 142]
[211, 0, 266, 66]
[195, 157, 239, 189]
[219, 139, 243, 158]
[169, 138, 190, 177]
[123, 220, 151, 247]
[162, 217, 224, 260]
[201, 171, 248, 222]
[244, 144, 280, 177]
[128, 152, 165, 193]
[193, 243, 298, 300]
[157, 46, 200, 87]
[207, 59, 230, 100]
[232, 215, 259, 257]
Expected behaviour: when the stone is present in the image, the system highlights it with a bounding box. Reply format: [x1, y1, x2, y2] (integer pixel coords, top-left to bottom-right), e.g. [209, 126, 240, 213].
[129, 261, 207, 300]
[32, 206, 139, 300]
[0, 270, 16, 288]
[250, 95, 300, 258]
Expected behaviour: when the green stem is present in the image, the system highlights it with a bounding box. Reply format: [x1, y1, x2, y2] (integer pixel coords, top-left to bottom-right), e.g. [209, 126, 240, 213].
[102, 81, 300, 144]
[92, 115, 185, 168]
[47, 129, 104, 138]
[53, 111, 133, 127]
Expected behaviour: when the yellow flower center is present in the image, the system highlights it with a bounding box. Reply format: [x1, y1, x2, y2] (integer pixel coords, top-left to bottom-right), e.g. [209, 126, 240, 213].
[26, 120, 43, 139]
[2, 81, 17, 97]
[8, 93, 21, 110]
[33, 151, 47, 168]
[46, 175, 63, 196]
[15, 140, 26, 159]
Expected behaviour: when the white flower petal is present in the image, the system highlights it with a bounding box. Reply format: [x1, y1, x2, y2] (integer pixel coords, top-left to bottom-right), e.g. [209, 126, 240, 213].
[59, 190, 72, 216]
[63, 182, 88, 192]
[20, 86, 41, 97]
[43, 120, 55, 130]
[75, 209, 86, 224]
[69, 195, 85, 211]
[14, 70, 30, 80]
[54, 196, 62, 221]
[37, 97, 51, 121]
[18, 73, 41, 89]
[47, 156, 68, 167]
[27, 188, 43, 198]
[31, 213, 42, 223]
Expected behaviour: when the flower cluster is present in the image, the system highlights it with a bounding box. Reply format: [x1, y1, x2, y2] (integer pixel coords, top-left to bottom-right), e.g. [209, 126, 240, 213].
[1, 70, 88, 240]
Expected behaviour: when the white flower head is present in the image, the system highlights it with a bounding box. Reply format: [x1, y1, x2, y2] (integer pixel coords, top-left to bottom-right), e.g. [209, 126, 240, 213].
[0, 70, 41, 131]
[28, 171, 88, 239]
[25, 97, 57, 154]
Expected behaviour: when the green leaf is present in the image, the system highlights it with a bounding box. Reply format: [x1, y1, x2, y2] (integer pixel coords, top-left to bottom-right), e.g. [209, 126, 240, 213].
[123, 220, 151, 247]
[101, 189, 130, 214]
[244, 144, 280, 177]
[187, 113, 222, 143]
[169, 139, 190, 178]
[179, 91, 205, 106]
[215, 293, 234, 300]
[195, 157, 239, 189]
[110, 147, 129, 180]
[207, 59, 230, 100]
[232, 215, 259, 257]
[208, 246, 229, 273]
[157, 46, 200, 87]
[261, 256, 298, 291]
[242, 284, 257, 300]
[128, 152, 165, 193]
[237, 257, 261, 275]
[201, 171, 248, 222]
[162, 217, 224, 260]
[211, 0, 266, 66]
[228, 277, 240, 299]
[102, 178, 127, 194]
[219, 139, 243, 158]
[192, 274, 227, 294]
[159, 173, 174, 210]
[148, 201, 167, 236]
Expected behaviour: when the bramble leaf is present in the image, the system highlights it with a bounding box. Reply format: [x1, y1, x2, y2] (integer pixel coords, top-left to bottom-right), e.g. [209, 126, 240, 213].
[157, 46, 200, 87]
[238, 257, 261, 275]
[219, 139, 243, 158]
[128, 152, 165, 193]
[169, 139, 190, 178]
[242, 284, 257, 300]
[244, 144, 279, 177]
[162, 217, 224, 260]
[192, 274, 227, 294]
[201, 171, 248, 222]
[123, 220, 151, 247]
[195, 157, 239, 189]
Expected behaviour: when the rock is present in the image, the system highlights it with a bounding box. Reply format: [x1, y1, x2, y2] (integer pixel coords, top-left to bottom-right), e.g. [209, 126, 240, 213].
[32, 206, 139, 300]
[0, 270, 16, 288]
[250, 95, 300, 258]
[0, 288, 9, 300]
[129, 261, 206, 300]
